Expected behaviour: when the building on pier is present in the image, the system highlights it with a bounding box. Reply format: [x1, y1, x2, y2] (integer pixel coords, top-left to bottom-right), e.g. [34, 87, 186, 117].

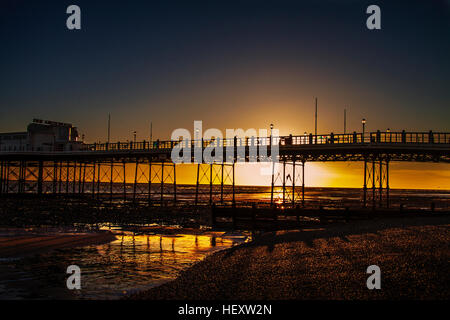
[0, 119, 82, 152]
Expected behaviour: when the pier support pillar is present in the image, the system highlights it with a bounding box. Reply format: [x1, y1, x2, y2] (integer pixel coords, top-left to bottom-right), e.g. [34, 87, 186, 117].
[148, 158, 152, 206]
[232, 162, 235, 206]
[160, 161, 164, 205]
[37, 160, 43, 195]
[0, 160, 3, 196]
[363, 157, 390, 208]
[302, 160, 305, 207]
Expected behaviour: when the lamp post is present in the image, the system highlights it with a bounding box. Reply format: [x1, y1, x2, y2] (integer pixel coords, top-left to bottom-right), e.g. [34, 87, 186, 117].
[133, 131, 137, 143]
[361, 118, 366, 142]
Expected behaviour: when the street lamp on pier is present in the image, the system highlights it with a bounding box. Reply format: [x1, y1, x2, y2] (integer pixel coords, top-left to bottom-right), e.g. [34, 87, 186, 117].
[361, 118, 366, 137]
[361, 118, 366, 142]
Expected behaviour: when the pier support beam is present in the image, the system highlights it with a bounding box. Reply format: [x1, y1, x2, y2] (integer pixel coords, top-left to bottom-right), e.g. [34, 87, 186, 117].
[363, 157, 390, 208]
[270, 159, 304, 207]
[195, 163, 234, 206]
[0, 160, 3, 196]
[37, 160, 43, 195]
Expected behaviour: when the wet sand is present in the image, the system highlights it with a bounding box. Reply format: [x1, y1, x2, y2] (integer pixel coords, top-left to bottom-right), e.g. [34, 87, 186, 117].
[0, 229, 116, 258]
[130, 215, 450, 300]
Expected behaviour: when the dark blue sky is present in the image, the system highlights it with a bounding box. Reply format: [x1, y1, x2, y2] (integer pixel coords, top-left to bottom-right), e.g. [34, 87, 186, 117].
[1, 0, 449, 141]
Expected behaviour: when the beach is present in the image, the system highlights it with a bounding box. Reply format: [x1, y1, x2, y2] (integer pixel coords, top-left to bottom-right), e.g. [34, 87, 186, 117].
[0, 228, 116, 258]
[129, 215, 450, 300]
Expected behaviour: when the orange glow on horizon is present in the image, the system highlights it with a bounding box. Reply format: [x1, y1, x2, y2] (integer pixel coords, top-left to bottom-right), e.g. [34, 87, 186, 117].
[115, 162, 450, 190]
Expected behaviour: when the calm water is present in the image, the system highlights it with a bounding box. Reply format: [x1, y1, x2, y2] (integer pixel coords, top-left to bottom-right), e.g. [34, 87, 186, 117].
[0, 227, 248, 300]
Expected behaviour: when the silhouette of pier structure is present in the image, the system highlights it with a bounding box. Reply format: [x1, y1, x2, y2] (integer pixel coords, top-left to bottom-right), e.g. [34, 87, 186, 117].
[0, 130, 449, 209]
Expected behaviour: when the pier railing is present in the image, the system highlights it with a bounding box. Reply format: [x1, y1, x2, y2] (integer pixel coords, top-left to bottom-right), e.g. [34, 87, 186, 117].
[83, 131, 449, 152]
[0, 131, 448, 153]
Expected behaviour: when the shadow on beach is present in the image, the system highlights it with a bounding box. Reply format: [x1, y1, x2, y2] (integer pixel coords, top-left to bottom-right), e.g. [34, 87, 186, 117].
[128, 215, 450, 300]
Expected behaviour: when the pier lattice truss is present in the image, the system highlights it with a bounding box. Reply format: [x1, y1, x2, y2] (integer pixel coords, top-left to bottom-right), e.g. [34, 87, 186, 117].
[1, 131, 449, 208]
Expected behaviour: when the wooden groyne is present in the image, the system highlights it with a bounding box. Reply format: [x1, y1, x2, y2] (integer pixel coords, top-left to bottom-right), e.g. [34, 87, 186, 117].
[211, 204, 449, 230]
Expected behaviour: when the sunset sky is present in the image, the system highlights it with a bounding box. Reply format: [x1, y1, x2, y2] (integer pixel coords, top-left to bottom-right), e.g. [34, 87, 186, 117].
[0, 0, 449, 188]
